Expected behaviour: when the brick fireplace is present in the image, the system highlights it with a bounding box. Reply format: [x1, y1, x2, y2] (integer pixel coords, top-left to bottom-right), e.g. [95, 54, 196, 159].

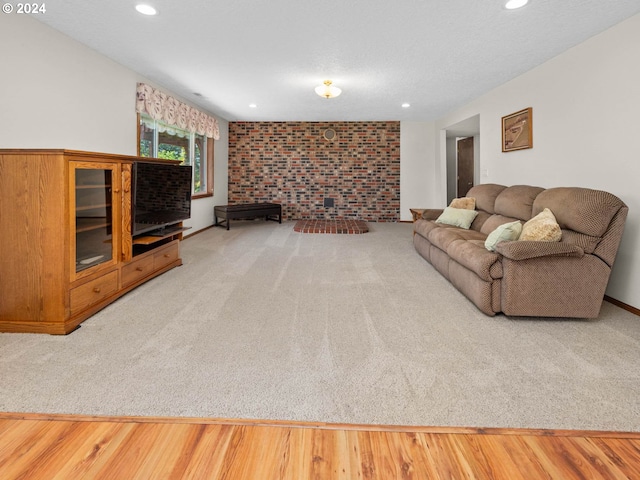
[228, 121, 400, 221]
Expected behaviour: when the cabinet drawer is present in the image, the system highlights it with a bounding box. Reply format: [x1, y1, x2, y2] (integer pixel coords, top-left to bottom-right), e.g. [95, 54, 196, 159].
[153, 242, 180, 270]
[70, 270, 118, 315]
[121, 255, 155, 287]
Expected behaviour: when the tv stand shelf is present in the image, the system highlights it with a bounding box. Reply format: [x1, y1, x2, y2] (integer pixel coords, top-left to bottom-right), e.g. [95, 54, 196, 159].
[133, 226, 191, 245]
[0, 149, 187, 335]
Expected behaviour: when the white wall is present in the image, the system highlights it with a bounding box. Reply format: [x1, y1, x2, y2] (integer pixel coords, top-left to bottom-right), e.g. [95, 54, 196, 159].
[400, 122, 437, 221]
[0, 14, 228, 234]
[0, 15, 137, 153]
[433, 13, 640, 309]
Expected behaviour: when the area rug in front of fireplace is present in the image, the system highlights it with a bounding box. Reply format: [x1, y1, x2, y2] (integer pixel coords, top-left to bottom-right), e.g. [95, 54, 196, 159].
[294, 219, 369, 234]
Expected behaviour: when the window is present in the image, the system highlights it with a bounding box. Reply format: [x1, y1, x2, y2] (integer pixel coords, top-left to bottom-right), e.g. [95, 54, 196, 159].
[138, 114, 213, 197]
[135, 83, 218, 197]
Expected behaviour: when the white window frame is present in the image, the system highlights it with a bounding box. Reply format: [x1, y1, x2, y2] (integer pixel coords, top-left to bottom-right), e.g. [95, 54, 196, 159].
[139, 113, 213, 197]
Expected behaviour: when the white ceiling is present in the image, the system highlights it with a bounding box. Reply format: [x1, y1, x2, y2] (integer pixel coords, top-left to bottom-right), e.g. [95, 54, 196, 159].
[33, 0, 640, 122]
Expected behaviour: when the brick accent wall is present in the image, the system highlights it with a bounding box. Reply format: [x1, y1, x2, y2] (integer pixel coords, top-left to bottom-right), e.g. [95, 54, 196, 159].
[228, 121, 400, 221]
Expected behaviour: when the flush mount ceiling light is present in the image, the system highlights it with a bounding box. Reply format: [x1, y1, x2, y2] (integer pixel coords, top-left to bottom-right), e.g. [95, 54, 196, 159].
[402, 103, 411, 108]
[315, 80, 342, 99]
[505, 0, 529, 9]
[135, 4, 157, 15]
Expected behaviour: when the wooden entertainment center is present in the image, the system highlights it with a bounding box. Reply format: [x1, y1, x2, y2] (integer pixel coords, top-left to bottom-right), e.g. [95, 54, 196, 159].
[0, 149, 188, 334]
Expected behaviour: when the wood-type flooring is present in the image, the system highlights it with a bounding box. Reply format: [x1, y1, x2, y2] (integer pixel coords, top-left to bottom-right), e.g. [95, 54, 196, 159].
[1, 413, 639, 479]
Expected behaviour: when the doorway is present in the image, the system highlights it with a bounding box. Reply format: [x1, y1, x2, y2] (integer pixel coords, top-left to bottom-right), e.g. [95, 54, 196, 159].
[443, 114, 480, 204]
[457, 137, 474, 197]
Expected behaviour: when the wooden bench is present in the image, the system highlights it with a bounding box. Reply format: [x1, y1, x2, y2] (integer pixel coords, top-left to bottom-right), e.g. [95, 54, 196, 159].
[214, 203, 282, 230]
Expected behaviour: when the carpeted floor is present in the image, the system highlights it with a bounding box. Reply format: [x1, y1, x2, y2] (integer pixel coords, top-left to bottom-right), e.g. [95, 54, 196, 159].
[1, 221, 639, 432]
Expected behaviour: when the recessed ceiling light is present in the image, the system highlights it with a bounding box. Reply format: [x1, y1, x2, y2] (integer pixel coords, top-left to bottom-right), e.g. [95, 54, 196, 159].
[249, 104, 257, 108]
[505, 0, 529, 9]
[135, 4, 157, 15]
[402, 103, 411, 108]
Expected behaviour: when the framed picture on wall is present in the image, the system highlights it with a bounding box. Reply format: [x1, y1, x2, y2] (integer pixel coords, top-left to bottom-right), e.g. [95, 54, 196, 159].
[502, 107, 532, 152]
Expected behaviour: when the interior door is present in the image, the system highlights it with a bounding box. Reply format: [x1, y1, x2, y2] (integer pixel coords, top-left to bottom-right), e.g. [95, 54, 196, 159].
[457, 137, 474, 197]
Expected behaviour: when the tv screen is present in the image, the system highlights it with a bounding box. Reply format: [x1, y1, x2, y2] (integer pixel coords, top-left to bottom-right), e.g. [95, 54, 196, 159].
[132, 161, 192, 235]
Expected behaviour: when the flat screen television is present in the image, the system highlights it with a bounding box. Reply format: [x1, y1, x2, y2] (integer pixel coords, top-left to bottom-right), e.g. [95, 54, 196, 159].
[132, 161, 192, 236]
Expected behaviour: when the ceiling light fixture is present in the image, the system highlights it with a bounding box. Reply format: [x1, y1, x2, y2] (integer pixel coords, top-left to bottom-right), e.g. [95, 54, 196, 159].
[135, 4, 157, 15]
[402, 103, 411, 108]
[505, 0, 529, 9]
[249, 103, 257, 108]
[315, 80, 342, 99]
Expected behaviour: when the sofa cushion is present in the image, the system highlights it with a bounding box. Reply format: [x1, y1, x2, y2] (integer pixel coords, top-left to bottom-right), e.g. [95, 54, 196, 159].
[532, 187, 623, 237]
[435, 207, 478, 229]
[480, 214, 522, 235]
[428, 225, 485, 252]
[449, 197, 476, 210]
[494, 185, 544, 221]
[466, 184, 507, 214]
[520, 208, 562, 242]
[485, 220, 522, 251]
[469, 211, 492, 232]
[413, 219, 440, 239]
[447, 239, 503, 281]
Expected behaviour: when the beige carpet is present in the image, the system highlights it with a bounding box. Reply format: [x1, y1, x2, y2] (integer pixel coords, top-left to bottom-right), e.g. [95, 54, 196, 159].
[1, 221, 639, 432]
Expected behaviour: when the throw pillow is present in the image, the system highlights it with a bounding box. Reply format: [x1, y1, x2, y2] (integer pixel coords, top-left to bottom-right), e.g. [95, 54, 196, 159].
[449, 197, 476, 210]
[435, 207, 479, 230]
[519, 208, 562, 242]
[485, 220, 522, 251]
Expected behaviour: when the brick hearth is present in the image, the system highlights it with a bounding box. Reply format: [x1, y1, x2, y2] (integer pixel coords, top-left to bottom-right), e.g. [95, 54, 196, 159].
[293, 219, 369, 234]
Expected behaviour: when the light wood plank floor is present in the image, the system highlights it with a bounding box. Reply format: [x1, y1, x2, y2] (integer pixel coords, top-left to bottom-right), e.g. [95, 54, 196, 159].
[1, 413, 639, 479]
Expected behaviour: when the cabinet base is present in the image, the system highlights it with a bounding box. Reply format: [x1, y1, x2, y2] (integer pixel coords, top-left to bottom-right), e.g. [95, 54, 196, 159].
[0, 258, 182, 335]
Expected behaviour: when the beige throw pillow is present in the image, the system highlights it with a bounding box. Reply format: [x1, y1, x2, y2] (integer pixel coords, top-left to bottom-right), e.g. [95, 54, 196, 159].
[519, 208, 562, 242]
[449, 197, 476, 210]
[435, 207, 479, 229]
[485, 220, 522, 251]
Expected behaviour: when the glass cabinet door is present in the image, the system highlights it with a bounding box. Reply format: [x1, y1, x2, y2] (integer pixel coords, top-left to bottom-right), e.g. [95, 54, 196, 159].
[71, 162, 119, 276]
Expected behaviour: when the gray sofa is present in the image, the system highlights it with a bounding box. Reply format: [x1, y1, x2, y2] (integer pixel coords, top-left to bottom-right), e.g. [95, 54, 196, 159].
[413, 184, 628, 318]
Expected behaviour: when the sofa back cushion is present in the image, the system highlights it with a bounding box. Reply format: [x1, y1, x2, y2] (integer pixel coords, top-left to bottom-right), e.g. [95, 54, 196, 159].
[532, 188, 623, 237]
[470, 211, 492, 232]
[494, 185, 545, 221]
[466, 184, 506, 214]
[480, 215, 522, 235]
[533, 187, 628, 265]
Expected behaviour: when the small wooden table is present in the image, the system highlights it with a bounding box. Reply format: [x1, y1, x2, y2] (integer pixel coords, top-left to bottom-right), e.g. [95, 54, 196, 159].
[214, 203, 282, 230]
[410, 208, 427, 222]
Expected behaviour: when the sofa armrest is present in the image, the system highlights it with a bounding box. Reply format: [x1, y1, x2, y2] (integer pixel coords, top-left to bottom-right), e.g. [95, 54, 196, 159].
[421, 209, 444, 221]
[495, 241, 584, 261]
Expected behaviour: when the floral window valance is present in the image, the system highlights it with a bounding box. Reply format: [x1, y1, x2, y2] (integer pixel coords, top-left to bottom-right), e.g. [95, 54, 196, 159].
[136, 83, 220, 140]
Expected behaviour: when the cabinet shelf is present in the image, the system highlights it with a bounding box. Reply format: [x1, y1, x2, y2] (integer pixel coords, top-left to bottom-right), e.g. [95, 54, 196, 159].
[76, 204, 111, 212]
[133, 226, 191, 245]
[76, 218, 112, 233]
[76, 184, 112, 189]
